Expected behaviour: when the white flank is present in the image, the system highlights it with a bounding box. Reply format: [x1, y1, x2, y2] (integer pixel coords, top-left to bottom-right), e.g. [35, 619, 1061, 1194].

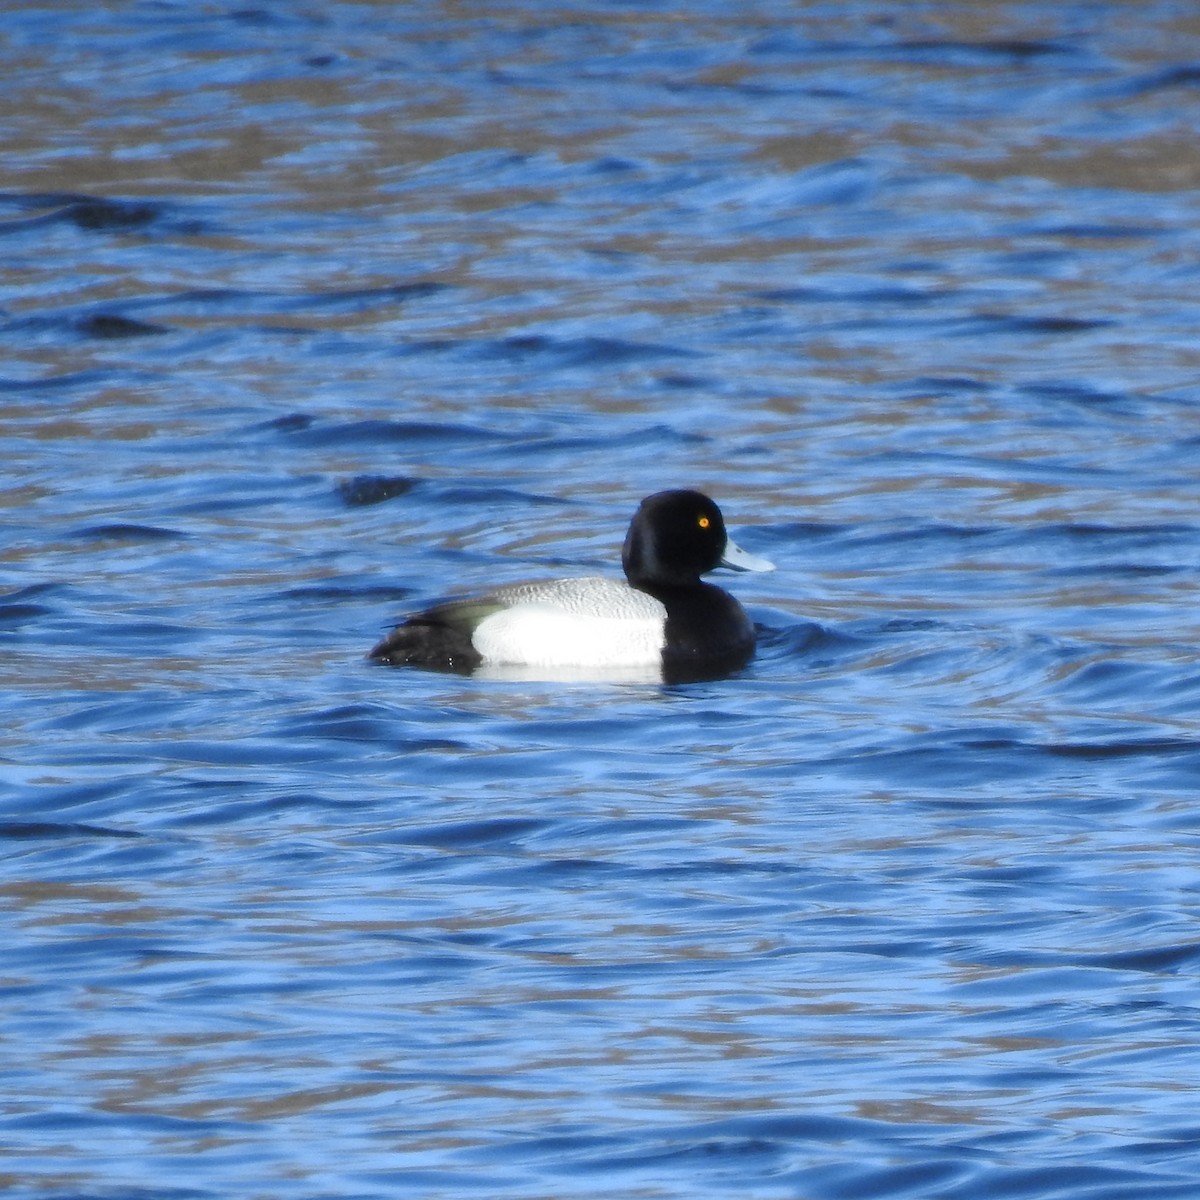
[472, 577, 667, 667]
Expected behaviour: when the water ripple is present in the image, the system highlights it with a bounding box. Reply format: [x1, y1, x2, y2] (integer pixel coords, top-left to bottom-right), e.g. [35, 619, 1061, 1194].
[5, 3, 1200, 1198]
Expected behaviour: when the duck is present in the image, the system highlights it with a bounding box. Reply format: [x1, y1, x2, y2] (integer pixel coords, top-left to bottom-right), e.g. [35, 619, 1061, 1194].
[369, 489, 774, 681]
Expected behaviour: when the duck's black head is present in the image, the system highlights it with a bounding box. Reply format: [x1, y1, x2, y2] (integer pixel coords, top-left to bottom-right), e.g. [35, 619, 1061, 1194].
[621, 489, 771, 588]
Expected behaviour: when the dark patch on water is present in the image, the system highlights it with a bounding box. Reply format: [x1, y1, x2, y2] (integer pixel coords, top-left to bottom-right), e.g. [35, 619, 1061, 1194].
[76, 313, 172, 339]
[280, 418, 503, 447]
[0, 191, 163, 233]
[475, 334, 698, 367]
[947, 312, 1115, 337]
[258, 411, 315, 433]
[1041, 736, 1200, 761]
[0, 602, 54, 626]
[0, 822, 141, 840]
[337, 474, 421, 507]
[67, 524, 188, 544]
[654, 371, 715, 390]
[892, 37, 1080, 63]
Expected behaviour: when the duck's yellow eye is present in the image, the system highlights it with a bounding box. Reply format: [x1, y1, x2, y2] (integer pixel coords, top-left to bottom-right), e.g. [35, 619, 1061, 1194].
[697, 515, 710, 529]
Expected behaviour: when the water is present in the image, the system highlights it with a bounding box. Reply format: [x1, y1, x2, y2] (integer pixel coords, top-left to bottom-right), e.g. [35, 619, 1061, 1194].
[4, 2, 1200, 1197]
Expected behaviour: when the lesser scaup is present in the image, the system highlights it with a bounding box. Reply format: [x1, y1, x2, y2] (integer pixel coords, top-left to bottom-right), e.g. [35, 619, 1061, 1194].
[369, 489, 774, 681]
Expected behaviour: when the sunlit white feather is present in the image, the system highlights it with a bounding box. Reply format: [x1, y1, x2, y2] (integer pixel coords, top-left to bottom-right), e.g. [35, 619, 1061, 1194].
[472, 576, 666, 667]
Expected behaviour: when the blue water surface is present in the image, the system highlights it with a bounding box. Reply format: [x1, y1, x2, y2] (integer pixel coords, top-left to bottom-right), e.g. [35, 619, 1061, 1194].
[4, 2, 1200, 1197]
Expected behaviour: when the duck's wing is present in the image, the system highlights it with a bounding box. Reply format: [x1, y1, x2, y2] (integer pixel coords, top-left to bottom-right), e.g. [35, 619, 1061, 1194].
[487, 576, 664, 620]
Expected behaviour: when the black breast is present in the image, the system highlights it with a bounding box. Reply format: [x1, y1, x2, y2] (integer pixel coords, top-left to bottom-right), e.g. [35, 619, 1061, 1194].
[643, 582, 757, 683]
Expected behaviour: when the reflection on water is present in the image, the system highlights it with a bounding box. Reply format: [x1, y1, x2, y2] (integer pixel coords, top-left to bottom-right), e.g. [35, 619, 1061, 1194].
[469, 661, 666, 685]
[5, 2, 1200, 1198]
